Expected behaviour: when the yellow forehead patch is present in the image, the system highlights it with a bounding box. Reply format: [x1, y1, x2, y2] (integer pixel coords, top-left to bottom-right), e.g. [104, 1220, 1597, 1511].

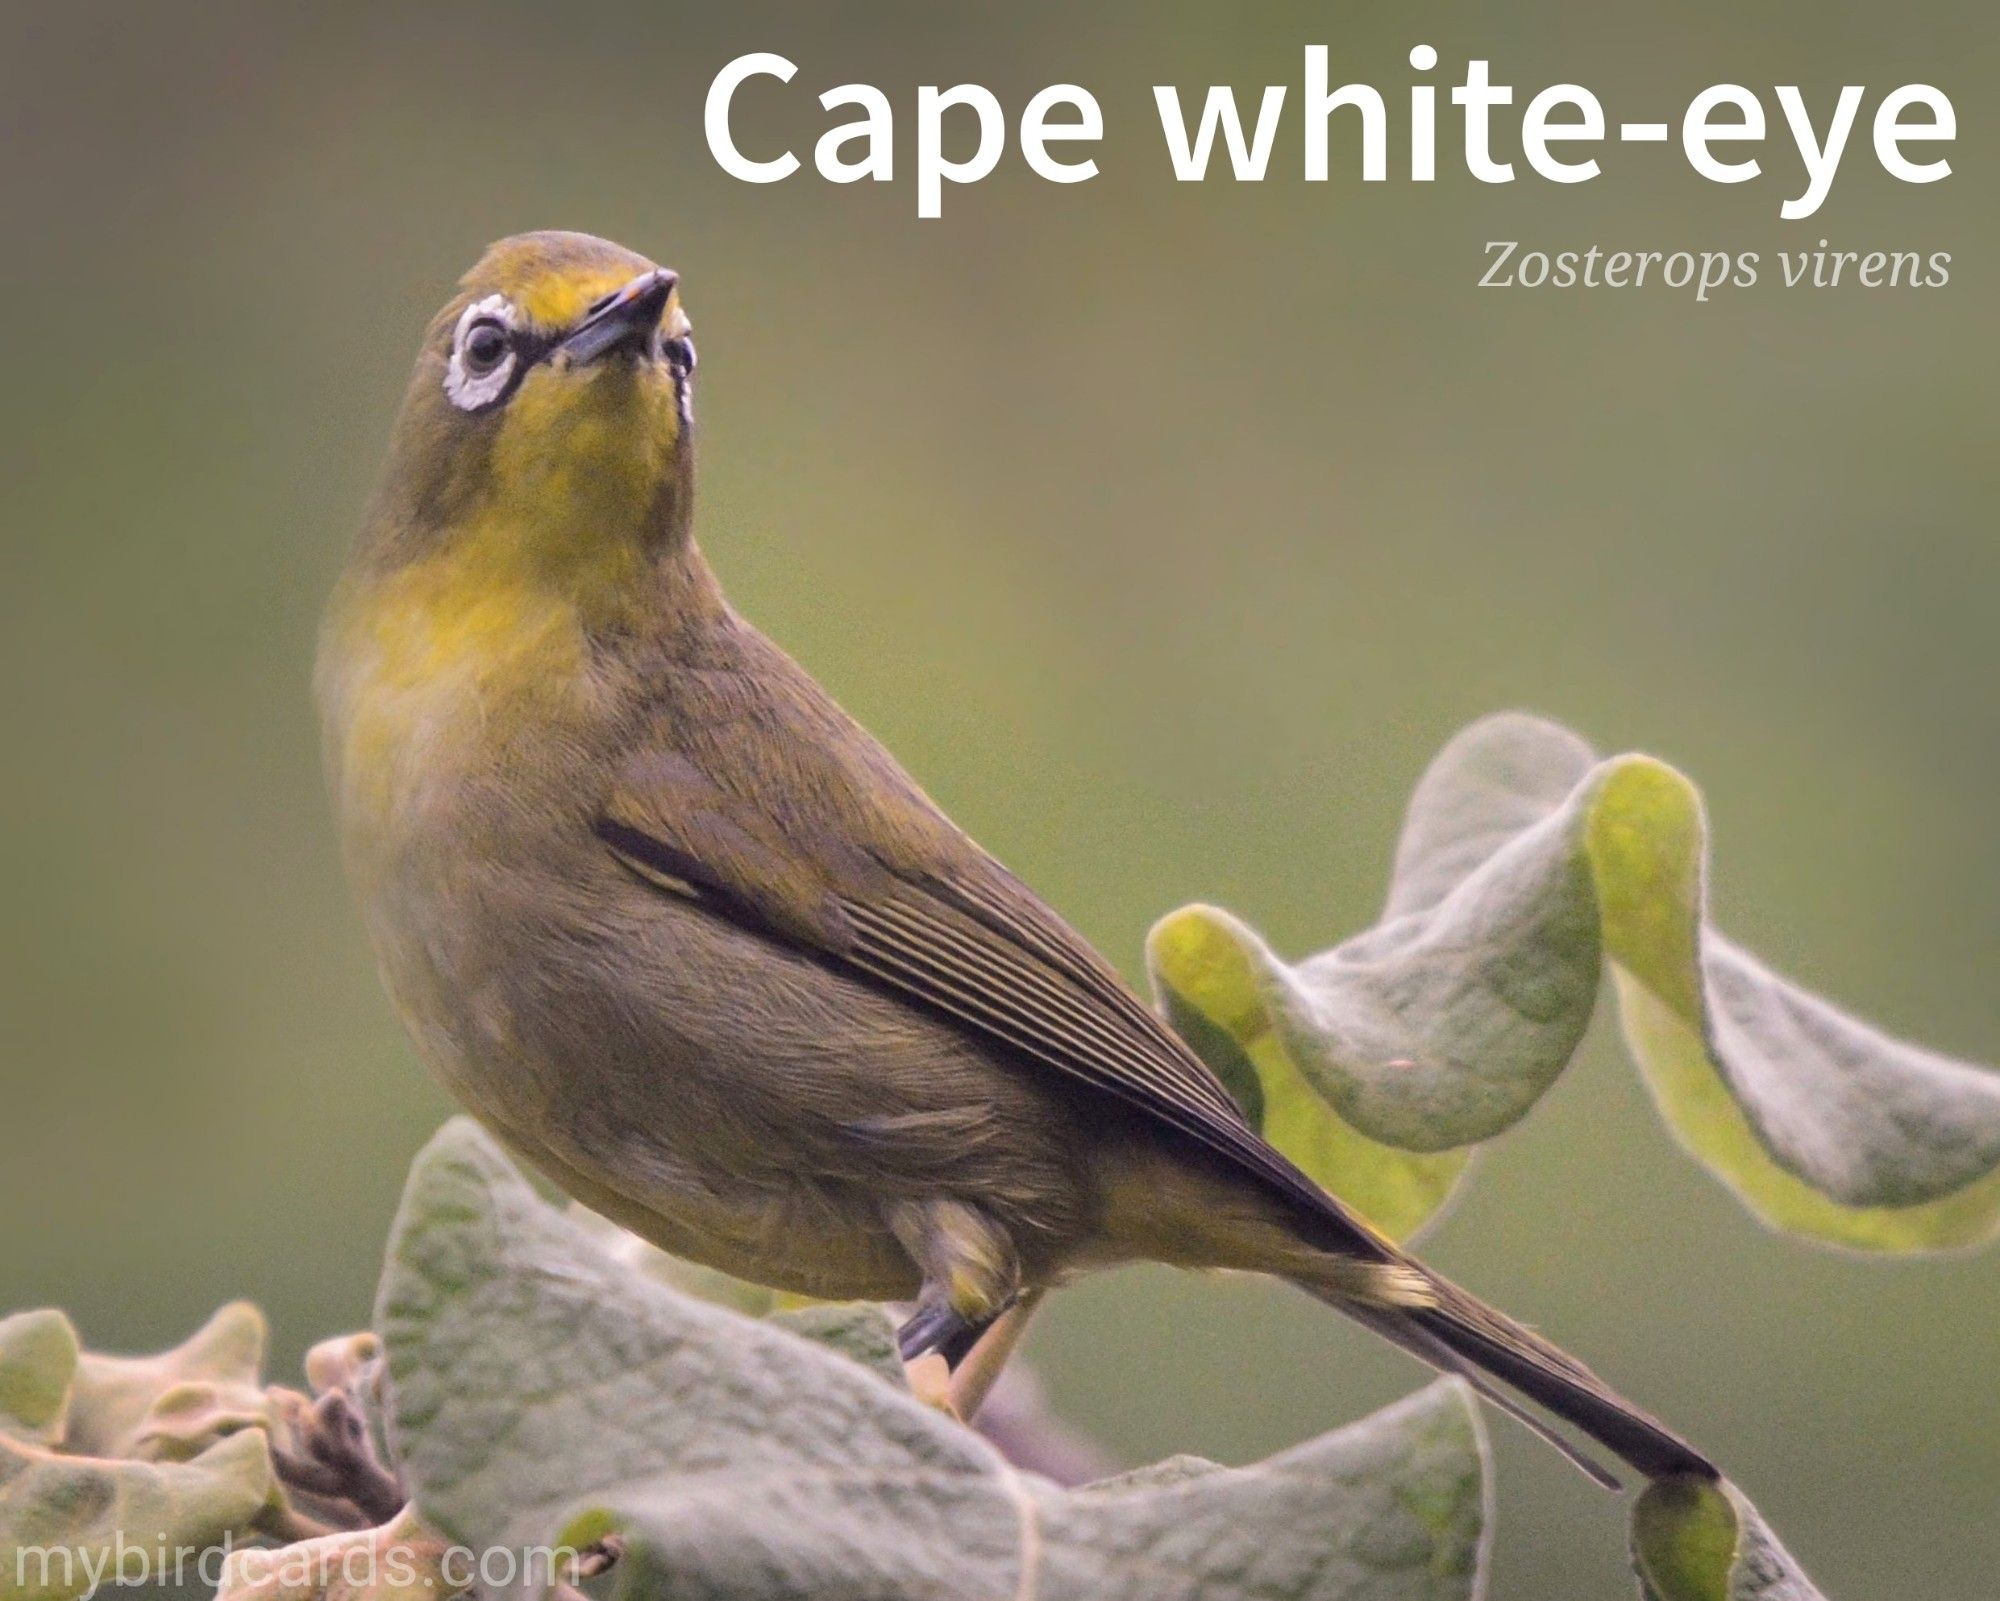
[512, 264, 649, 330]
[461, 230, 664, 332]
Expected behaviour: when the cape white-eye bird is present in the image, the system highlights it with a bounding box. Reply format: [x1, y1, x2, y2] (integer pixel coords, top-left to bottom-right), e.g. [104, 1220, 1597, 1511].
[319, 230, 1713, 1487]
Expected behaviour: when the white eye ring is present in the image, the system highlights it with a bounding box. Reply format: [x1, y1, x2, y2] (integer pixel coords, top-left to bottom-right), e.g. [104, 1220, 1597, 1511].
[444, 294, 520, 412]
[660, 307, 695, 423]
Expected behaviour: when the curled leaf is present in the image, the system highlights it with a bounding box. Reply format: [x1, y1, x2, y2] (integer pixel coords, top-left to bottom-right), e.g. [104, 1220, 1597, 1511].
[1632, 1475, 1826, 1601]
[303, 1335, 383, 1403]
[0, 1315, 79, 1449]
[0, 1306, 283, 1601]
[214, 1505, 459, 1601]
[64, 1302, 270, 1462]
[0, 1428, 274, 1601]
[1150, 713, 2000, 1252]
[1152, 907, 1471, 1243]
[378, 1119, 1491, 1601]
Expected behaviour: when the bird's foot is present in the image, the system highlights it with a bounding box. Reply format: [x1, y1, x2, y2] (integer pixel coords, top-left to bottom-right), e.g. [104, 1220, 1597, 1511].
[896, 1299, 1000, 1365]
[897, 1293, 1031, 1423]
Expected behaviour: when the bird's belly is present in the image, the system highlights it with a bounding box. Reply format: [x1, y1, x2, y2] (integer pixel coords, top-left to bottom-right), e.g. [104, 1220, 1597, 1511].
[371, 856, 1101, 1300]
[494, 1104, 925, 1302]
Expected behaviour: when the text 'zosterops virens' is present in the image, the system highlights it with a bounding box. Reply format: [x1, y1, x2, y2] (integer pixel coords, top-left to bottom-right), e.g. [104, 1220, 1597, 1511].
[318, 230, 1712, 1487]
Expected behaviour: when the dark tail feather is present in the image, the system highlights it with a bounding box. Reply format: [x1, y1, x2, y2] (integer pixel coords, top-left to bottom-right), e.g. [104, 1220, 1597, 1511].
[1336, 1299, 1624, 1489]
[1299, 1270, 1717, 1489]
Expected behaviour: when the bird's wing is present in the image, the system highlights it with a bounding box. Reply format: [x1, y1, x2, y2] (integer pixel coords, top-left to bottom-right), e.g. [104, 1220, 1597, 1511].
[593, 639, 1393, 1263]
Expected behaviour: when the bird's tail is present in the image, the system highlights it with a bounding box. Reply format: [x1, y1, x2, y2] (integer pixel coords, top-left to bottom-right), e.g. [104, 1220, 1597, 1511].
[1294, 1260, 1716, 1491]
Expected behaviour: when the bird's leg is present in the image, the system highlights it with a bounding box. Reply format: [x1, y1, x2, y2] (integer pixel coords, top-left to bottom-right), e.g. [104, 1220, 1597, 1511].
[888, 1199, 1021, 1369]
[946, 1287, 1047, 1421]
[937, 1306, 1005, 1367]
[896, 1300, 992, 1364]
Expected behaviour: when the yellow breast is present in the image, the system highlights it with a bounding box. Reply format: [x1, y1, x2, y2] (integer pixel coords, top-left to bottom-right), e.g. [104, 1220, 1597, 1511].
[317, 530, 598, 866]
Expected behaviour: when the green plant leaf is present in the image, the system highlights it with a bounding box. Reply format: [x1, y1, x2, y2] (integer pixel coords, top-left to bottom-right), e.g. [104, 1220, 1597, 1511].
[1149, 712, 2000, 1252]
[0, 1315, 79, 1449]
[1076, 1454, 1225, 1494]
[300, 1333, 383, 1402]
[568, 1205, 905, 1379]
[1632, 1476, 1827, 1600]
[213, 1505, 457, 1601]
[0, 1428, 274, 1601]
[1151, 907, 1471, 1243]
[63, 1301, 272, 1463]
[0, 1306, 284, 1601]
[377, 1118, 1491, 1601]
[766, 1304, 908, 1388]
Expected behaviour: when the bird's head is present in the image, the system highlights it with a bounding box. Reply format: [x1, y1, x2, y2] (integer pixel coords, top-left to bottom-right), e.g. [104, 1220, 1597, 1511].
[362, 231, 698, 580]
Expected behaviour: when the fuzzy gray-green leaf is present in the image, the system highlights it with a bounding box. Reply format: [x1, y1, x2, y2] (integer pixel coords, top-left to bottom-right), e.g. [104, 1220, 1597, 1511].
[1152, 712, 2000, 1252]
[0, 1315, 78, 1449]
[1632, 1476, 1827, 1601]
[377, 1118, 1490, 1601]
[765, 1303, 907, 1387]
[0, 1430, 274, 1601]
[0, 1307, 279, 1601]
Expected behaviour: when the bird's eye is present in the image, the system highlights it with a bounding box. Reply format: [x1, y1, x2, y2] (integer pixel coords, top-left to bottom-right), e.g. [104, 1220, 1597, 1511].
[444, 294, 522, 412]
[462, 319, 510, 376]
[659, 334, 696, 376]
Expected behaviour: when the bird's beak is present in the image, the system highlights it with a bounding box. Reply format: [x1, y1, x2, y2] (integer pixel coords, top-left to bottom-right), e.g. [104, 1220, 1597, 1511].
[554, 268, 678, 367]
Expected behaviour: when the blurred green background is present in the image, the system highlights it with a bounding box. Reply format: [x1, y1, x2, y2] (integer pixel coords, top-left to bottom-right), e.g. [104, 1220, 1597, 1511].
[3, 2, 1994, 1594]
